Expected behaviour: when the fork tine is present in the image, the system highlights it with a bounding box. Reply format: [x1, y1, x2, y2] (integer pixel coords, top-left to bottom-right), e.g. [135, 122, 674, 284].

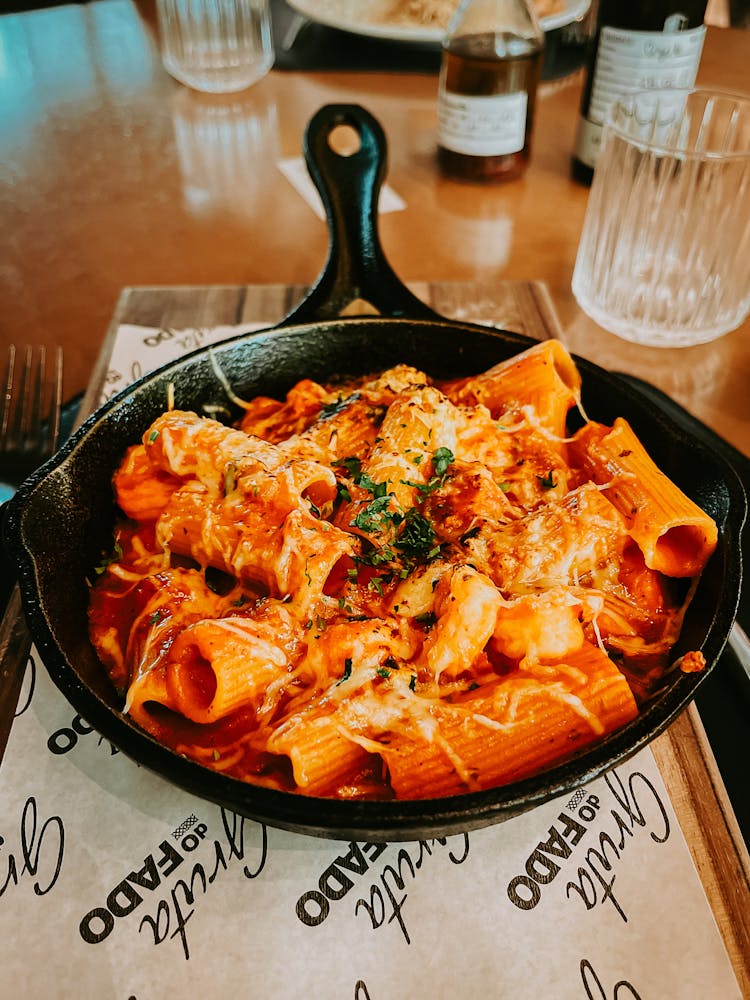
[49, 345, 63, 455]
[0, 345, 64, 462]
[22, 345, 41, 450]
[0, 345, 17, 447]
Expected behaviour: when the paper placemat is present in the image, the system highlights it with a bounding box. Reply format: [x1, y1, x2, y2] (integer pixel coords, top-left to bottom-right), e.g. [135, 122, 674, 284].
[0, 318, 742, 999]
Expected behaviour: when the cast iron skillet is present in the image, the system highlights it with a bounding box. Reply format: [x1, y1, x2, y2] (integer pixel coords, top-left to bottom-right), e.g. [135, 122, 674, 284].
[3, 105, 746, 841]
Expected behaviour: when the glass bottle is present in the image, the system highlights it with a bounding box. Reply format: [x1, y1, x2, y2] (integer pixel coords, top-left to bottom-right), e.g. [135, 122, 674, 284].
[571, 0, 708, 185]
[436, 0, 545, 183]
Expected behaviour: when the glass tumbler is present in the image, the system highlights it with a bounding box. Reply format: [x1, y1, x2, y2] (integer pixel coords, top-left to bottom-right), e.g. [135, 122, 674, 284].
[572, 89, 750, 348]
[156, 0, 273, 94]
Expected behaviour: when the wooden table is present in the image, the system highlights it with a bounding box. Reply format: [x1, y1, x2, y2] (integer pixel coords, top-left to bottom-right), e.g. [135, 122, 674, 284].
[1, 1, 749, 990]
[0, 0, 748, 454]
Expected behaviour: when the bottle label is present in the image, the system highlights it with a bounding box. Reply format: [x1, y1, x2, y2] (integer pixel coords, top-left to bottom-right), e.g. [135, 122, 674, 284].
[576, 24, 706, 168]
[438, 91, 527, 157]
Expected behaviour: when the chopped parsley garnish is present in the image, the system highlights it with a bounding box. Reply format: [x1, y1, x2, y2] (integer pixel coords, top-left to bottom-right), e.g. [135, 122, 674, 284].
[341, 449, 449, 574]
[337, 658, 353, 685]
[432, 447, 454, 477]
[360, 474, 388, 498]
[409, 674, 417, 691]
[459, 525, 481, 544]
[147, 429, 159, 443]
[337, 456, 362, 479]
[414, 611, 437, 630]
[376, 666, 391, 679]
[339, 460, 392, 512]
[401, 447, 455, 497]
[538, 469, 557, 489]
[320, 392, 359, 420]
[365, 544, 397, 567]
[352, 494, 393, 533]
[94, 541, 123, 575]
[395, 509, 438, 560]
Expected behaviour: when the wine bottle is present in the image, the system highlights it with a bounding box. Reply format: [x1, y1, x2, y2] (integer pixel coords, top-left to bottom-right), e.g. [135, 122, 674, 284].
[571, 0, 708, 185]
[437, 0, 545, 183]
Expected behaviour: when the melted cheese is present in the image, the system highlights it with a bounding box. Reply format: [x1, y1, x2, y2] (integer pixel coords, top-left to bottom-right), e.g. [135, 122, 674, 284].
[88, 348, 713, 801]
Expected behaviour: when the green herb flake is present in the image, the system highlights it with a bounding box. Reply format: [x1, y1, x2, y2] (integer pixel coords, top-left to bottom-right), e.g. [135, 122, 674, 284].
[94, 541, 123, 576]
[362, 474, 382, 495]
[337, 657, 353, 685]
[320, 391, 359, 420]
[459, 526, 481, 544]
[538, 469, 557, 490]
[432, 447, 454, 477]
[414, 611, 437, 630]
[148, 429, 159, 443]
[395, 509, 437, 560]
[338, 456, 362, 479]
[352, 494, 392, 533]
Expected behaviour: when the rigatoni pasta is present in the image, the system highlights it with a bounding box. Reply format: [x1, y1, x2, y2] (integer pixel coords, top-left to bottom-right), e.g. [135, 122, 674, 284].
[88, 341, 716, 800]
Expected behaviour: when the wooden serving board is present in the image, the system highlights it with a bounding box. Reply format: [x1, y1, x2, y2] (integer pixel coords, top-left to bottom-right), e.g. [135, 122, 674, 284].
[67, 279, 750, 993]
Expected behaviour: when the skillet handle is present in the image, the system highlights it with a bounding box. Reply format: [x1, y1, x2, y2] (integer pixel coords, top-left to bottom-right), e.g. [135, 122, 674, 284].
[280, 104, 442, 326]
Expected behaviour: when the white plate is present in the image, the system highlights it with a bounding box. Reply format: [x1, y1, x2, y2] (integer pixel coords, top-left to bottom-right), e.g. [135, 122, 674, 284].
[286, 0, 592, 45]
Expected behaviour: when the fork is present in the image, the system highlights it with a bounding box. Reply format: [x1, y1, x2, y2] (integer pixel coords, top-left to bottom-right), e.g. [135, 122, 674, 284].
[0, 345, 64, 504]
[0, 345, 64, 761]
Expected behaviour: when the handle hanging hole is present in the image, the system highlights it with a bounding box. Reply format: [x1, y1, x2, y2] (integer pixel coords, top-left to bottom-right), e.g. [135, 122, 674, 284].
[327, 124, 362, 157]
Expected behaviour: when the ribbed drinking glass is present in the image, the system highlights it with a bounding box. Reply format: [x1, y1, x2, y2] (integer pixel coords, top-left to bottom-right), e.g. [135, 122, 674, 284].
[156, 0, 273, 94]
[572, 89, 750, 347]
